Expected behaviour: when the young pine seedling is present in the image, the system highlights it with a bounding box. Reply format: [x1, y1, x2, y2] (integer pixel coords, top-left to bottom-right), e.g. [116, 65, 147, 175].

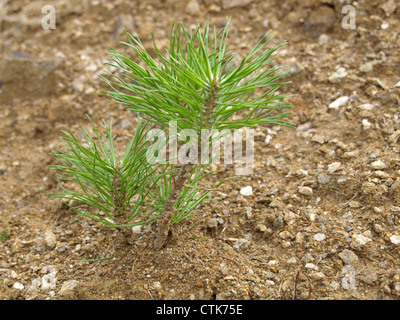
[102, 19, 294, 249]
[47, 19, 294, 251]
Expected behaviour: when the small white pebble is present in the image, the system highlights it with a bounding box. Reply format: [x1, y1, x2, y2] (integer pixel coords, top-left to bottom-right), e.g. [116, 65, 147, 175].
[370, 160, 386, 170]
[330, 281, 340, 290]
[329, 68, 348, 84]
[12, 282, 24, 290]
[362, 119, 372, 130]
[390, 235, 400, 245]
[153, 281, 162, 292]
[358, 103, 374, 111]
[314, 233, 326, 241]
[240, 186, 253, 196]
[305, 263, 317, 270]
[327, 162, 341, 173]
[312, 272, 326, 280]
[132, 225, 142, 234]
[287, 257, 297, 264]
[281, 241, 291, 248]
[329, 96, 348, 110]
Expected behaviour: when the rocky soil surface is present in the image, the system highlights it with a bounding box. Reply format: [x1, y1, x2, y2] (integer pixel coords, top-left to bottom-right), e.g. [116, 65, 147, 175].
[0, 0, 400, 300]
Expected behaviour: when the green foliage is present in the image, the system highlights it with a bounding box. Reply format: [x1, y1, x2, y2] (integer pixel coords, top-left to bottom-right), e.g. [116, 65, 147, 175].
[101, 18, 294, 132]
[46, 117, 169, 227]
[0, 227, 9, 243]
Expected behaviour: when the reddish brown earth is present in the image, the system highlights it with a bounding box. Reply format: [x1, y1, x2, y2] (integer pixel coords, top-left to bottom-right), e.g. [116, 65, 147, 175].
[0, 0, 400, 300]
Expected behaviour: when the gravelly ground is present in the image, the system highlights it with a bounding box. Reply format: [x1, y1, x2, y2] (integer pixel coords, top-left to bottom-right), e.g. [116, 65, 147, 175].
[0, 0, 400, 300]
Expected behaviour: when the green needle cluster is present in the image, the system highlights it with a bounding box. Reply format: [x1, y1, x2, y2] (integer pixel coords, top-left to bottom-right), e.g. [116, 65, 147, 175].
[46, 117, 168, 227]
[103, 18, 293, 132]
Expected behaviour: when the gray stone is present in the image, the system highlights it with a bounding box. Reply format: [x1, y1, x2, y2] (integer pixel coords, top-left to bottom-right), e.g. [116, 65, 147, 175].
[361, 182, 376, 195]
[131, 225, 142, 234]
[41, 267, 57, 290]
[328, 162, 341, 174]
[388, 131, 400, 144]
[44, 230, 57, 249]
[329, 68, 348, 84]
[222, 0, 252, 9]
[330, 281, 340, 291]
[390, 235, 400, 245]
[341, 265, 357, 290]
[318, 173, 331, 184]
[185, 0, 201, 15]
[255, 224, 267, 232]
[298, 186, 313, 197]
[381, 0, 398, 17]
[287, 58, 302, 75]
[329, 96, 349, 110]
[206, 218, 218, 229]
[312, 134, 326, 144]
[318, 34, 331, 45]
[359, 62, 373, 73]
[339, 249, 359, 266]
[351, 234, 372, 250]
[12, 282, 24, 290]
[272, 214, 284, 229]
[359, 271, 378, 285]
[233, 238, 250, 250]
[311, 272, 326, 280]
[279, 231, 292, 240]
[59, 280, 79, 298]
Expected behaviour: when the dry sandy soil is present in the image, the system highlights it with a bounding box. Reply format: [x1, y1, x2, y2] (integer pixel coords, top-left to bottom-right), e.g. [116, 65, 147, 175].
[0, 0, 400, 300]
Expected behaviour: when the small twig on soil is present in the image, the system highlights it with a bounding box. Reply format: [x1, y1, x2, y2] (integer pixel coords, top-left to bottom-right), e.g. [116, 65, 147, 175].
[293, 270, 312, 300]
[205, 244, 243, 271]
[53, 207, 67, 225]
[278, 280, 284, 298]
[293, 271, 300, 300]
[148, 289, 155, 300]
[306, 273, 312, 299]
[219, 221, 230, 238]
[341, 192, 359, 207]
[222, 237, 240, 242]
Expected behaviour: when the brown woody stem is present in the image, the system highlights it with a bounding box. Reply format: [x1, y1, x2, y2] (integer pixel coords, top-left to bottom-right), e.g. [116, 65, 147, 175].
[154, 77, 218, 250]
[112, 171, 132, 244]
